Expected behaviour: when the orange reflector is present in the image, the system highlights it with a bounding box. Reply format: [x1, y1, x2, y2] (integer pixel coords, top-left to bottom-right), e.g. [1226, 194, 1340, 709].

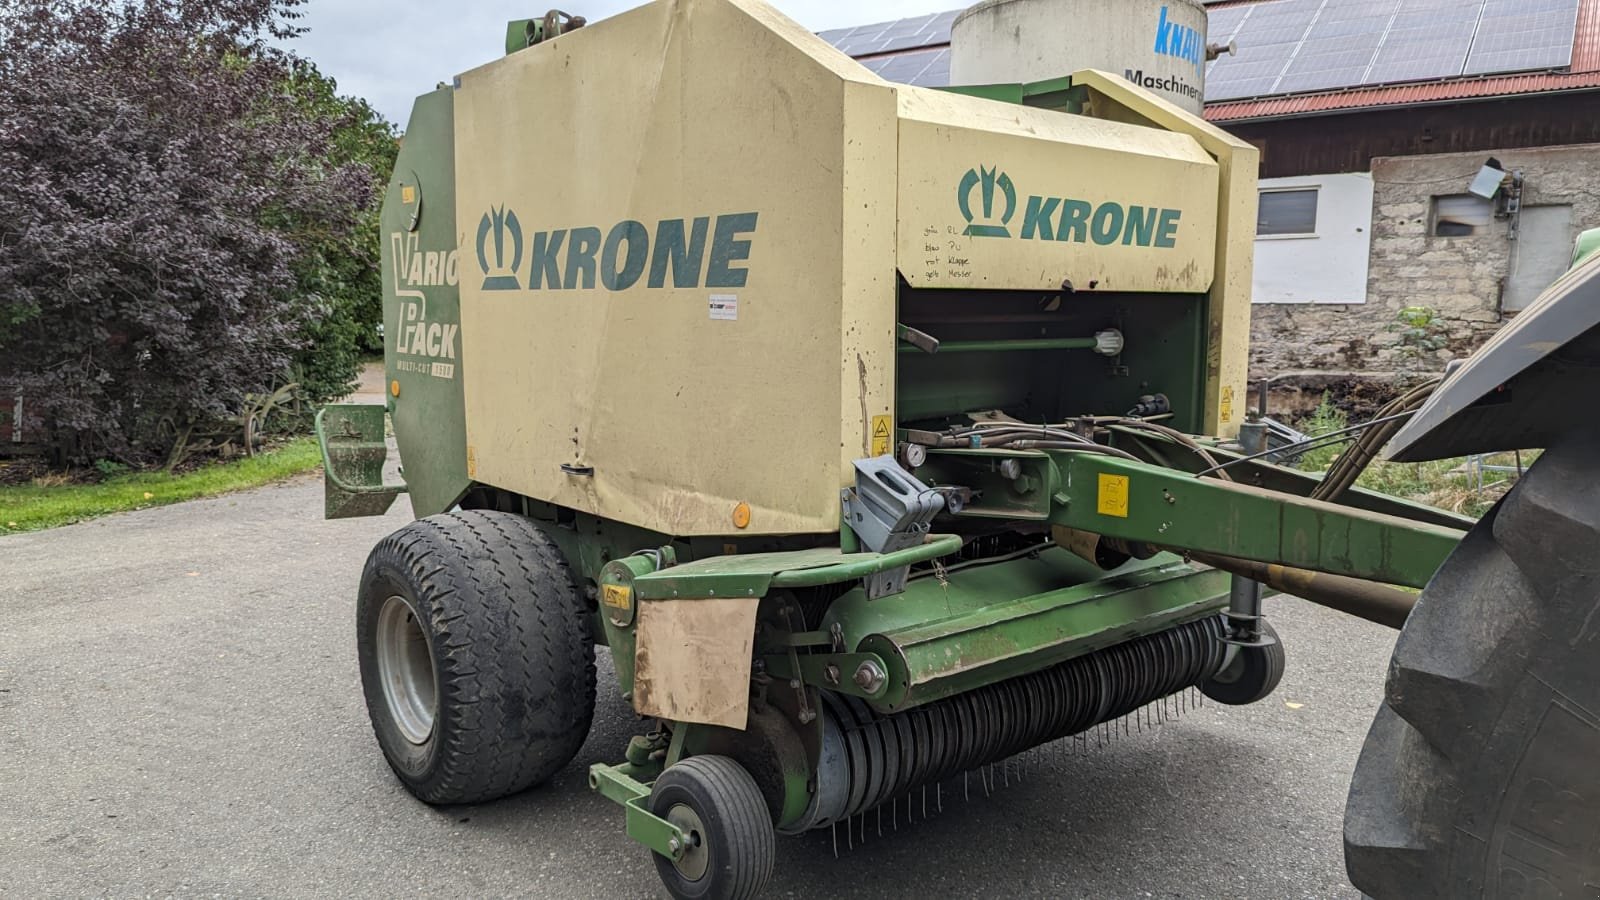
[732, 502, 751, 529]
[390, 380, 401, 398]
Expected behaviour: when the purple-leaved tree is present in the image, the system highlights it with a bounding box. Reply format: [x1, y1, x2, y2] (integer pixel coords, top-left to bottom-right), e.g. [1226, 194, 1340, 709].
[0, 0, 380, 466]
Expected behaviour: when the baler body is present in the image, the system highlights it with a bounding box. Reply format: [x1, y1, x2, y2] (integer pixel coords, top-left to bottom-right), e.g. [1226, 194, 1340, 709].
[379, 0, 1254, 535]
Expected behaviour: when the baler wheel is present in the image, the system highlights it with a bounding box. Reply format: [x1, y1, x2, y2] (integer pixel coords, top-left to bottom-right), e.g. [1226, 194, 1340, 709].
[1200, 621, 1285, 706]
[1345, 439, 1600, 897]
[648, 755, 775, 900]
[356, 510, 595, 805]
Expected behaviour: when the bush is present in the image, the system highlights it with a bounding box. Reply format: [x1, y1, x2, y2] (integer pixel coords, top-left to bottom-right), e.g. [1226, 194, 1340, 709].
[0, 0, 387, 465]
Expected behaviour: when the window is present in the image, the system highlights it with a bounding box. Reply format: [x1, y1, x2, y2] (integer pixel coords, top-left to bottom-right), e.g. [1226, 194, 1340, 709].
[1433, 194, 1494, 237]
[1257, 188, 1319, 237]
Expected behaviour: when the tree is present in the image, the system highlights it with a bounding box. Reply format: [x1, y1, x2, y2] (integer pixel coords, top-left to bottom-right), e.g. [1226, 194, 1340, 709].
[0, 0, 382, 465]
[280, 64, 397, 405]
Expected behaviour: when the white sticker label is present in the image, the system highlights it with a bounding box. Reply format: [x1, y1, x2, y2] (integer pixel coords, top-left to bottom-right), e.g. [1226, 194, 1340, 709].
[709, 294, 738, 321]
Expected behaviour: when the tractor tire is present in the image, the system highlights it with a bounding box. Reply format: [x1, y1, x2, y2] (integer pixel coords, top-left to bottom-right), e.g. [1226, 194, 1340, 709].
[1200, 620, 1285, 706]
[356, 510, 595, 805]
[1345, 439, 1600, 898]
[649, 755, 776, 900]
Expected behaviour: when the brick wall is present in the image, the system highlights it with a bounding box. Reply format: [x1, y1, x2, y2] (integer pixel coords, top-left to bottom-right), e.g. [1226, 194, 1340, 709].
[1248, 143, 1600, 386]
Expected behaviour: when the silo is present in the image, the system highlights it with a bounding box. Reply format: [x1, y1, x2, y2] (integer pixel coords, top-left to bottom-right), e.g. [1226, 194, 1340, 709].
[951, 0, 1212, 115]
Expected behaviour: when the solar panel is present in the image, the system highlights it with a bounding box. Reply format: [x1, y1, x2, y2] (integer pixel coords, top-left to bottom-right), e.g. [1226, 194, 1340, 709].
[1463, 0, 1581, 75]
[1204, 0, 1320, 100]
[1362, 0, 1482, 84]
[1206, 5, 1252, 44]
[818, 11, 954, 58]
[820, 0, 1581, 102]
[866, 47, 950, 87]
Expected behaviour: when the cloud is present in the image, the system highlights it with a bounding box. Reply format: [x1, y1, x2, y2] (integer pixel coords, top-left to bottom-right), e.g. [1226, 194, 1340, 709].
[285, 0, 957, 125]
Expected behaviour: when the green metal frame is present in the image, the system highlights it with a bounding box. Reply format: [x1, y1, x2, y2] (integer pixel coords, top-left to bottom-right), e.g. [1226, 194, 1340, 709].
[1047, 453, 1463, 589]
[588, 763, 688, 862]
[938, 75, 1086, 113]
[630, 534, 963, 599]
[818, 551, 1229, 713]
[897, 336, 1100, 355]
[313, 405, 405, 519]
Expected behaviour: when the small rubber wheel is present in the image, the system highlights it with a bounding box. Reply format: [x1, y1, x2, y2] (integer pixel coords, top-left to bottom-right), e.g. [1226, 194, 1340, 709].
[648, 756, 775, 900]
[1200, 620, 1285, 705]
[357, 510, 595, 804]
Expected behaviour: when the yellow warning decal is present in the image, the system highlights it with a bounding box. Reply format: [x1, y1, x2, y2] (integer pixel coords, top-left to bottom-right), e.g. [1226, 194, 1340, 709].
[466, 445, 477, 478]
[1220, 385, 1235, 423]
[871, 415, 893, 457]
[601, 583, 633, 611]
[400, 184, 416, 204]
[1097, 473, 1130, 518]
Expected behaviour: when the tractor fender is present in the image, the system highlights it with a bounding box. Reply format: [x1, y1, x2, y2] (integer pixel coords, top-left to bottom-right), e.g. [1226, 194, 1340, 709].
[1385, 238, 1600, 462]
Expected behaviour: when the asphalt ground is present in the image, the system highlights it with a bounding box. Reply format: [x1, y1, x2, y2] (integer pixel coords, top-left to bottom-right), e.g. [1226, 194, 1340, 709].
[0, 476, 1396, 898]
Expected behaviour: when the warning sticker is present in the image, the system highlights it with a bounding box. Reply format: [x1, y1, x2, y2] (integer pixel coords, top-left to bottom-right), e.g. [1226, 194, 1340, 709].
[601, 583, 633, 612]
[1220, 385, 1235, 422]
[709, 294, 738, 321]
[1097, 473, 1130, 518]
[871, 415, 893, 456]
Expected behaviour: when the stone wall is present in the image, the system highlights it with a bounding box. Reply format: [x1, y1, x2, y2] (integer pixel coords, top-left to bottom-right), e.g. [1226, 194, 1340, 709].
[1248, 144, 1600, 390]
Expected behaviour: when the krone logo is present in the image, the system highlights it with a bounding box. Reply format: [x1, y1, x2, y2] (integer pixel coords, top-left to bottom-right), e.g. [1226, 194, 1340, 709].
[477, 206, 524, 291]
[958, 166, 1017, 238]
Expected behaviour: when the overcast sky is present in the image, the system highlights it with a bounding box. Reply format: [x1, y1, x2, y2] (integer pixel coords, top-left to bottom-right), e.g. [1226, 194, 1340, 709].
[286, 1, 957, 127]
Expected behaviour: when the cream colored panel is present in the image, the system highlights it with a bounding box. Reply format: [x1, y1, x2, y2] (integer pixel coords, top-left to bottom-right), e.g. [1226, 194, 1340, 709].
[838, 80, 901, 474]
[453, 0, 899, 536]
[633, 597, 758, 729]
[1070, 69, 1259, 438]
[895, 86, 1219, 294]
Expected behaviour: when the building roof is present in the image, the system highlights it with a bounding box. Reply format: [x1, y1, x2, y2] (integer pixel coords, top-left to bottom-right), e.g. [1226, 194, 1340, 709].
[819, 0, 1600, 122]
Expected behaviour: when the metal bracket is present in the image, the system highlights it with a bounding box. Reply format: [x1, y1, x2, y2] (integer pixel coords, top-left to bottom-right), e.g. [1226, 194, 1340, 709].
[841, 455, 945, 599]
[764, 651, 893, 701]
[588, 763, 688, 862]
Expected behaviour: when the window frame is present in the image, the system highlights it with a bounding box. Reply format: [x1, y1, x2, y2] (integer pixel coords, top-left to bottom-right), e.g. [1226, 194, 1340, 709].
[1256, 185, 1322, 240]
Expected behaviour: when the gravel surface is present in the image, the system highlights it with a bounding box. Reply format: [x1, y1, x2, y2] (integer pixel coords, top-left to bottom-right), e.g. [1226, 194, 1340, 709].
[0, 477, 1396, 898]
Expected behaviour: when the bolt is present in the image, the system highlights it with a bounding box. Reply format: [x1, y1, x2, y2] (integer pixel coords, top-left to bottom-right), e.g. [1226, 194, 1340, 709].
[999, 458, 1022, 481]
[824, 663, 841, 686]
[668, 837, 681, 854]
[789, 678, 801, 689]
[798, 708, 816, 724]
[853, 660, 887, 694]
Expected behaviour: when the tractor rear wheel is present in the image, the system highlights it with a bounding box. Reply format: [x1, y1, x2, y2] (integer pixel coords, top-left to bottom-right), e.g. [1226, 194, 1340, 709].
[357, 510, 595, 805]
[1345, 438, 1600, 897]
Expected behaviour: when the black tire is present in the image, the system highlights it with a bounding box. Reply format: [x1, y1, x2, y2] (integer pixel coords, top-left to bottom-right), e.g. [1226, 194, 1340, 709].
[649, 756, 776, 900]
[1200, 620, 1285, 705]
[356, 510, 595, 805]
[1345, 439, 1600, 898]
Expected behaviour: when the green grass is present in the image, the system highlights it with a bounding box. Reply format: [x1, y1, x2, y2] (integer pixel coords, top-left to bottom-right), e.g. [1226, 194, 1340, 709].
[0, 438, 323, 533]
[1291, 395, 1533, 519]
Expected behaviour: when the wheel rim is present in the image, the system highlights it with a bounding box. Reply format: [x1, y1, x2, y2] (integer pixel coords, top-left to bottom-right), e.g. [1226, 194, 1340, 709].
[664, 803, 709, 881]
[376, 594, 437, 744]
